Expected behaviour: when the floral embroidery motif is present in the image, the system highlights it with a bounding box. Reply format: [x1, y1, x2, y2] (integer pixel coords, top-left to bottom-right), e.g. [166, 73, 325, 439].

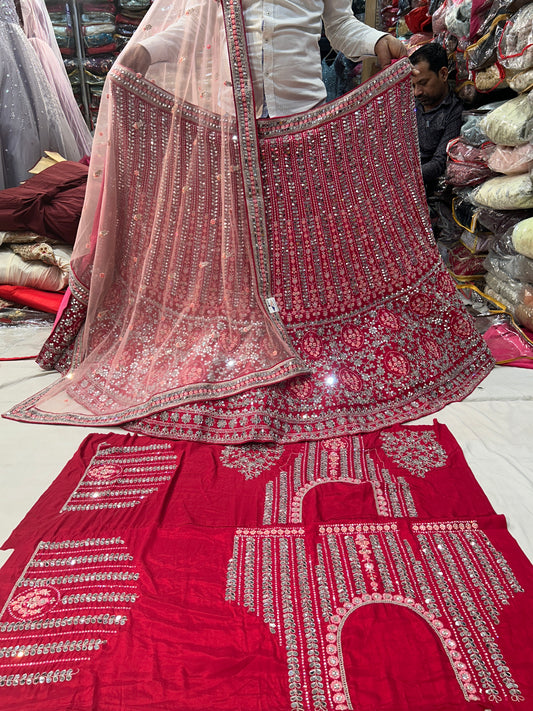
[285, 377, 314, 400]
[377, 308, 401, 331]
[321, 437, 350, 452]
[298, 332, 323, 358]
[339, 368, 363, 393]
[423, 337, 442, 360]
[8, 588, 59, 621]
[87, 464, 122, 481]
[220, 442, 285, 480]
[379, 430, 448, 477]
[409, 293, 433, 316]
[451, 313, 474, 339]
[341, 324, 365, 350]
[383, 350, 411, 377]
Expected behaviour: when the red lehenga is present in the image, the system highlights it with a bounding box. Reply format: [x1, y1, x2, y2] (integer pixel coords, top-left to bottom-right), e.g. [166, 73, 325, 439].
[4, 0, 493, 441]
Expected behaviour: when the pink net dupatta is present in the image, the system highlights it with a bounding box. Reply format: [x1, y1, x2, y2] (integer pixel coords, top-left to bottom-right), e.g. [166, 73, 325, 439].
[5, 0, 493, 438]
[5, 0, 308, 425]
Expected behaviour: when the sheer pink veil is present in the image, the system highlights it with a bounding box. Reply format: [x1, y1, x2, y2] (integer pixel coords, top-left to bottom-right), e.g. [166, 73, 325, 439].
[20, 0, 92, 157]
[24, 0, 307, 423]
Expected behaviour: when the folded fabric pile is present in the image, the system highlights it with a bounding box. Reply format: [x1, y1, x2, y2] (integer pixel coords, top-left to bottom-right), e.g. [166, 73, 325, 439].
[115, 0, 151, 51]
[46, 2, 74, 55]
[0, 160, 88, 312]
[45, 0, 152, 126]
[0, 232, 71, 293]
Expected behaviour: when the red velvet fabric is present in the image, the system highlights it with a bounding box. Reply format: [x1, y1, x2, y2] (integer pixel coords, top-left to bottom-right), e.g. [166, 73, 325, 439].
[0, 423, 531, 710]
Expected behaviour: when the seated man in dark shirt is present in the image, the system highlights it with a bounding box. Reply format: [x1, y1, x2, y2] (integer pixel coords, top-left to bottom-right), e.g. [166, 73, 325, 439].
[410, 43, 463, 195]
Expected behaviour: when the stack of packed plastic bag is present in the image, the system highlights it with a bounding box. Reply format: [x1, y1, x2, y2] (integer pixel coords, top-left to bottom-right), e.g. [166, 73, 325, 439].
[43, 0, 153, 126]
[435, 103, 501, 283]
[471, 85, 533, 331]
[115, 0, 152, 51]
[483, 216, 533, 331]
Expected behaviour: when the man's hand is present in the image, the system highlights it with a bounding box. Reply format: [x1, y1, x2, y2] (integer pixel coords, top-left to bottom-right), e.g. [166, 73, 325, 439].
[374, 34, 407, 68]
[119, 44, 151, 75]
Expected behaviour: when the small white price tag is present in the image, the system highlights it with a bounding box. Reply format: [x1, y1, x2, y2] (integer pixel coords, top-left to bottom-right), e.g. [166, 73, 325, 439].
[266, 297, 279, 314]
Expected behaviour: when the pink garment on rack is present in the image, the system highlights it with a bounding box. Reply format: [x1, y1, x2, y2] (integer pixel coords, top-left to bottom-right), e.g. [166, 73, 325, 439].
[20, 0, 93, 157]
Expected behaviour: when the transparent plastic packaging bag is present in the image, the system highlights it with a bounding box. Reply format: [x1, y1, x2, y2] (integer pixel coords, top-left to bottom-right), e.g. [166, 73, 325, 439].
[498, 4, 533, 71]
[456, 80, 478, 103]
[432, 0, 449, 34]
[485, 250, 533, 282]
[477, 0, 529, 38]
[476, 205, 533, 233]
[473, 173, 533, 210]
[445, 0, 472, 39]
[473, 62, 507, 91]
[447, 136, 496, 163]
[488, 143, 533, 175]
[445, 135, 496, 188]
[445, 161, 495, 186]
[485, 266, 525, 304]
[489, 224, 519, 255]
[460, 100, 506, 144]
[448, 241, 488, 277]
[458, 283, 533, 368]
[470, 0, 499, 40]
[465, 14, 508, 71]
[511, 216, 533, 258]
[478, 93, 533, 145]
[516, 303, 533, 330]
[460, 228, 494, 252]
[508, 66, 533, 92]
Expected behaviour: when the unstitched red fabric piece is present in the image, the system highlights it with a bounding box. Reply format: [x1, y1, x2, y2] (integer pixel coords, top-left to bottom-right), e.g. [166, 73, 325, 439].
[0, 422, 532, 709]
[0, 517, 530, 711]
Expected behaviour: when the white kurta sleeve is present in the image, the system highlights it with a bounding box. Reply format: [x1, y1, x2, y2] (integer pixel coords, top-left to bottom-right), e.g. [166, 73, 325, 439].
[323, 0, 387, 60]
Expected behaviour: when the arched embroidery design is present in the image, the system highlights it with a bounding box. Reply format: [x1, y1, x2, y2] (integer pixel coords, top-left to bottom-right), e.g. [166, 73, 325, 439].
[225, 521, 525, 710]
[0, 537, 140, 687]
[262, 438, 418, 523]
[330, 597, 471, 710]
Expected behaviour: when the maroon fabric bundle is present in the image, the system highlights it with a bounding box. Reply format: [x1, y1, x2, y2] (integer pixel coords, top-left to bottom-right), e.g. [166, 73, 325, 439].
[446, 138, 497, 187]
[0, 162, 88, 244]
